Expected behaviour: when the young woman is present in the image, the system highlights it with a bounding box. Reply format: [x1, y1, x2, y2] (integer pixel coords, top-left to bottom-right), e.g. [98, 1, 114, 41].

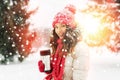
[38, 4, 89, 80]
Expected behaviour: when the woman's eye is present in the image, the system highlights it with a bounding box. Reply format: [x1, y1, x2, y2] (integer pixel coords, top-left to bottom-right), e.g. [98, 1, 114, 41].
[62, 25, 66, 27]
[55, 26, 58, 29]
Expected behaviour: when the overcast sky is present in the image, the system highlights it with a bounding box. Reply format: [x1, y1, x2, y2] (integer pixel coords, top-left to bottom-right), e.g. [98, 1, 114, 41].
[28, 0, 86, 29]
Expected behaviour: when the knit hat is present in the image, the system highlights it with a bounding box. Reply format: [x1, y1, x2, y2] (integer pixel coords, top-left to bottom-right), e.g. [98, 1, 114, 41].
[52, 4, 76, 29]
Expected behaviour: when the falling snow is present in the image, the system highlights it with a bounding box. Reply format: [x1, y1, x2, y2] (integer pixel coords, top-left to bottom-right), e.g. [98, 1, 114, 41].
[0, 0, 120, 80]
[0, 47, 120, 80]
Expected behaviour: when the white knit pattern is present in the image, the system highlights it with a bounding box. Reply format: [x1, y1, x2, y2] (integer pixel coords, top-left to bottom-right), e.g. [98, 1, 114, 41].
[63, 41, 89, 80]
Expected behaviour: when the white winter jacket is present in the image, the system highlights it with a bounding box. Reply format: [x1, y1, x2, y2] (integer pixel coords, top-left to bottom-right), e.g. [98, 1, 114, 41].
[63, 41, 89, 80]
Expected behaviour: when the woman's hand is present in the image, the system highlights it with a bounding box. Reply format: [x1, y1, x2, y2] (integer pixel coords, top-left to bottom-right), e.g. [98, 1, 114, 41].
[38, 60, 45, 72]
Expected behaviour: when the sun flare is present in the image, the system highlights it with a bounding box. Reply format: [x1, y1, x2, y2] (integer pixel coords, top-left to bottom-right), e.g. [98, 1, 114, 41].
[82, 15, 100, 34]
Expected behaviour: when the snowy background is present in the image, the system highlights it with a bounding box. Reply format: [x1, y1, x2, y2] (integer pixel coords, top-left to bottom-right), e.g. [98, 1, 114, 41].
[0, 47, 120, 80]
[0, 0, 120, 80]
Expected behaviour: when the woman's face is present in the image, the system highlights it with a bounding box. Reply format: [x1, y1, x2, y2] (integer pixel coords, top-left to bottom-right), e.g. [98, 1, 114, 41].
[55, 23, 67, 39]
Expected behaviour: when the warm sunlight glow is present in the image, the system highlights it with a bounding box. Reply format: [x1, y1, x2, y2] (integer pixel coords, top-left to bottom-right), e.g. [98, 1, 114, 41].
[75, 13, 101, 34]
[82, 15, 100, 34]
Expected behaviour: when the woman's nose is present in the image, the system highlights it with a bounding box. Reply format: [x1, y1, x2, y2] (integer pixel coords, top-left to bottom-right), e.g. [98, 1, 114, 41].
[58, 28, 61, 33]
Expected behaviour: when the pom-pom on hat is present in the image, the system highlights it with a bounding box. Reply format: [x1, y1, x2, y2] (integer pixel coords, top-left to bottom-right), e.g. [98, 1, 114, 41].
[52, 4, 77, 29]
[64, 4, 76, 14]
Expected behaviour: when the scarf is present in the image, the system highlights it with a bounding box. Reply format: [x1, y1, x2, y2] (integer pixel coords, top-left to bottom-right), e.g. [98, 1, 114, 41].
[45, 39, 66, 80]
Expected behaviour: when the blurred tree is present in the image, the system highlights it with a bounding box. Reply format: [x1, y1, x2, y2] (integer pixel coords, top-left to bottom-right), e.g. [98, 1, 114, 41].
[81, 1, 120, 53]
[0, 0, 36, 64]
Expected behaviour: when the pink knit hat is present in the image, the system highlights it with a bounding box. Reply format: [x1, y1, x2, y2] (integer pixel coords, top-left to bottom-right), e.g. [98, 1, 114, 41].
[52, 4, 76, 29]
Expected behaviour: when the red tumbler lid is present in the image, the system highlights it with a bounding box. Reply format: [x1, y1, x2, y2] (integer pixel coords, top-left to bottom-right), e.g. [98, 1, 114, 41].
[40, 49, 50, 56]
